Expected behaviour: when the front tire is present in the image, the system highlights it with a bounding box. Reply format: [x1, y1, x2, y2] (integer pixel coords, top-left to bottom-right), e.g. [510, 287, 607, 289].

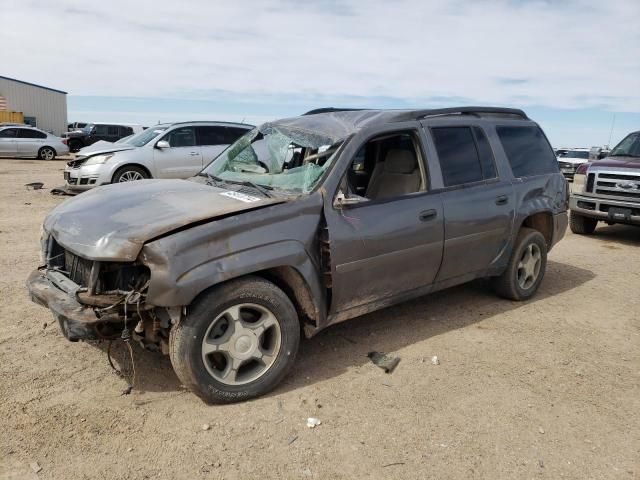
[112, 165, 149, 183]
[170, 276, 300, 404]
[569, 211, 598, 234]
[38, 147, 56, 160]
[491, 227, 547, 301]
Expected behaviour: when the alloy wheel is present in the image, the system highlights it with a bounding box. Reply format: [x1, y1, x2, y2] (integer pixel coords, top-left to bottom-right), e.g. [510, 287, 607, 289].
[118, 170, 144, 182]
[517, 243, 542, 290]
[201, 303, 282, 386]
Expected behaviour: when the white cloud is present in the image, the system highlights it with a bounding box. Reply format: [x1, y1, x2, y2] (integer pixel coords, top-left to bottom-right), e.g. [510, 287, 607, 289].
[2, 0, 639, 110]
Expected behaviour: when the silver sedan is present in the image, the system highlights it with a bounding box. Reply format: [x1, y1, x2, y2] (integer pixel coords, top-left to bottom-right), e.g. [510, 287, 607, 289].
[0, 125, 69, 160]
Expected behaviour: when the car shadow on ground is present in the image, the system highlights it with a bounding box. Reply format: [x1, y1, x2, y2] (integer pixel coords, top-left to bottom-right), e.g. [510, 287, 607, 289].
[94, 259, 595, 397]
[584, 223, 640, 248]
[276, 260, 596, 395]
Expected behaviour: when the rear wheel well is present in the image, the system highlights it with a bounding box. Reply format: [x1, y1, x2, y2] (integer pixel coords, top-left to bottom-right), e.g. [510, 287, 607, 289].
[521, 212, 553, 247]
[254, 266, 319, 334]
[112, 164, 152, 182]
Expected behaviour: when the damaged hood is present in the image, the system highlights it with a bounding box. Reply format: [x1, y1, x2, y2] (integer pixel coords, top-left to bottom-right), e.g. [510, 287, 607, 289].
[76, 142, 136, 157]
[44, 179, 284, 261]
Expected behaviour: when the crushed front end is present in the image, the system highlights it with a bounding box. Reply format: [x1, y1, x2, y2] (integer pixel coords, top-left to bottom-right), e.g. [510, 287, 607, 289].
[27, 234, 171, 352]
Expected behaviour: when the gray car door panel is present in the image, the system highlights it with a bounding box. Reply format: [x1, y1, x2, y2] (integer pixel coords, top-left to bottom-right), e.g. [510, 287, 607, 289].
[327, 193, 444, 313]
[436, 181, 515, 280]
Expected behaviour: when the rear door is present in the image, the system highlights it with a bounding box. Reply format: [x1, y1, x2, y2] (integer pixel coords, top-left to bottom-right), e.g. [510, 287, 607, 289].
[17, 128, 46, 157]
[196, 126, 228, 165]
[0, 128, 18, 157]
[425, 123, 515, 281]
[153, 126, 202, 178]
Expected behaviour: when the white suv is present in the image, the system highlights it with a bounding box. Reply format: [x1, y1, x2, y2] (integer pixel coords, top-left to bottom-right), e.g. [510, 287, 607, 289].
[64, 121, 253, 191]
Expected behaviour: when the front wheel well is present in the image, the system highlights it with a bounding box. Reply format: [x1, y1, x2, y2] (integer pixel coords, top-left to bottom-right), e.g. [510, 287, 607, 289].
[112, 164, 152, 182]
[253, 266, 320, 334]
[521, 211, 553, 247]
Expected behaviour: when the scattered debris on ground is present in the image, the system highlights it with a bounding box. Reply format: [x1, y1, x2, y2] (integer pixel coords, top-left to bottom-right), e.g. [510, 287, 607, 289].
[367, 351, 400, 373]
[306, 417, 321, 428]
[24, 182, 44, 190]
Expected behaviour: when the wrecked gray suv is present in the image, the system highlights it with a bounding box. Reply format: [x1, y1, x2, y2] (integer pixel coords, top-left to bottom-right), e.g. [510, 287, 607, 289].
[27, 107, 568, 403]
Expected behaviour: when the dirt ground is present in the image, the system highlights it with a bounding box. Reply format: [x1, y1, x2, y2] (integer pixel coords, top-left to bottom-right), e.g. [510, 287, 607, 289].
[0, 158, 638, 480]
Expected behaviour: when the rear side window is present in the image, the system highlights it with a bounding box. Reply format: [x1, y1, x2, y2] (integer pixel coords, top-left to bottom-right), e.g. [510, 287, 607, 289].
[196, 126, 226, 146]
[224, 127, 251, 144]
[472, 127, 497, 180]
[432, 127, 496, 187]
[496, 125, 558, 177]
[18, 129, 46, 139]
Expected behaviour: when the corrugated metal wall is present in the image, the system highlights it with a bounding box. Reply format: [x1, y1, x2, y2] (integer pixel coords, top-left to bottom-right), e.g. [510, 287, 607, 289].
[0, 78, 67, 136]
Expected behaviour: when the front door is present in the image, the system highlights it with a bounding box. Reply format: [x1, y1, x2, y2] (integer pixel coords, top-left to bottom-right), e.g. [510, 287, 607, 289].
[0, 128, 18, 157]
[325, 128, 444, 313]
[153, 126, 203, 178]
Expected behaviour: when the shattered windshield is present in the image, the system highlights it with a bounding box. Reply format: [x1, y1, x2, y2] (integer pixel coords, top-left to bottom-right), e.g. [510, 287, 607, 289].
[202, 125, 343, 193]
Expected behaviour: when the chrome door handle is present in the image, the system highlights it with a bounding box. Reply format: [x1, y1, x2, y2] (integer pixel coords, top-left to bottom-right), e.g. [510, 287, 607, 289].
[189, 152, 199, 156]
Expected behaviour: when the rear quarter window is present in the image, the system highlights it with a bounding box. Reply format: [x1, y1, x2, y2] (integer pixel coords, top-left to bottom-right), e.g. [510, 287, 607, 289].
[496, 125, 558, 177]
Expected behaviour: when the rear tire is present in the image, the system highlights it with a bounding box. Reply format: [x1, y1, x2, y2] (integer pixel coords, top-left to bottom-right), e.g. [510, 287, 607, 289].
[112, 165, 149, 183]
[38, 147, 56, 160]
[491, 227, 547, 301]
[569, 211, 597, 234]
[170, 276, 300, 404]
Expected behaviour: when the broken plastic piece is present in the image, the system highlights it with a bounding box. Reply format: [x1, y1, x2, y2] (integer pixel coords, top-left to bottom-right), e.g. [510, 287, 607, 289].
[306, 417, 321, 428]
[367, 351, 400, 373]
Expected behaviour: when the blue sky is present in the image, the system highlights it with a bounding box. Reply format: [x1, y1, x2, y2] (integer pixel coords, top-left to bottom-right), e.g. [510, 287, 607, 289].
[3, 0, 640, 147]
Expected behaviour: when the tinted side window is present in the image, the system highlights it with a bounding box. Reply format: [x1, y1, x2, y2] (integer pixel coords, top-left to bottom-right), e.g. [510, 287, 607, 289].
[432, 127, 483, 187]
[0, 128, 18, 138]
[93, 125, 108, 135]
[18, 129, 46, 139]
[472, 127, 497, 179]
[496, 126, 558, 177]
[224, 127, 251, 144]
[196, 126, 226, 146]
[107, 126, 120, 136]
[164, 127, 196, 147]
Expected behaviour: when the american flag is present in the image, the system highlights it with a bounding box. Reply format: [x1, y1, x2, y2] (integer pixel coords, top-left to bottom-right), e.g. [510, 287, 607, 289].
[0, 96, 6, 111]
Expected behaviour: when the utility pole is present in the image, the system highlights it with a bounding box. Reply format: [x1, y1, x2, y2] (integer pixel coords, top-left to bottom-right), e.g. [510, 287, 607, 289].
[607, 113, 616, 149]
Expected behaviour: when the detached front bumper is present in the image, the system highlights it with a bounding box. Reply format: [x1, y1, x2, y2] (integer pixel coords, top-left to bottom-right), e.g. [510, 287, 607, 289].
[27, 269, 104, 341]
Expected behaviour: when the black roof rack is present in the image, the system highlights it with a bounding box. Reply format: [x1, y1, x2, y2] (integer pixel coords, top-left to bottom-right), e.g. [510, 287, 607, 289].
[303, 107, 365, 116]
[392, 106, 529, 122]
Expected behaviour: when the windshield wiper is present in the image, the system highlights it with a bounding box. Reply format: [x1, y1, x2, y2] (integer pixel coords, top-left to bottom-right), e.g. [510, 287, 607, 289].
[197, 173, 273, 197]
[238, 181, 273, 197]
[197, 172, 224, 185]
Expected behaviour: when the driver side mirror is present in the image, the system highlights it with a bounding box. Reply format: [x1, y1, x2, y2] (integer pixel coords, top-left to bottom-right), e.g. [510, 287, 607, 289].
[333, 189, 367, 209]
[156, 140, 170, 149]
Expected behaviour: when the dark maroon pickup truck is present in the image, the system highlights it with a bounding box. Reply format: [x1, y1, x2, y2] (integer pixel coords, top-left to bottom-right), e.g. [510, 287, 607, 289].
[570, 130, 640, 233]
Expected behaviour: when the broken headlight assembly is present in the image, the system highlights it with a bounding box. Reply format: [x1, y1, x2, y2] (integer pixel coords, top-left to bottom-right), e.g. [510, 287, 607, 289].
[83, 153, 114, 165]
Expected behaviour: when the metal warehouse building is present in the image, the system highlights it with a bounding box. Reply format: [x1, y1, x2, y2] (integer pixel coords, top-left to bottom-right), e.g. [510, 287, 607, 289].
[0, 75, 67, 136]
